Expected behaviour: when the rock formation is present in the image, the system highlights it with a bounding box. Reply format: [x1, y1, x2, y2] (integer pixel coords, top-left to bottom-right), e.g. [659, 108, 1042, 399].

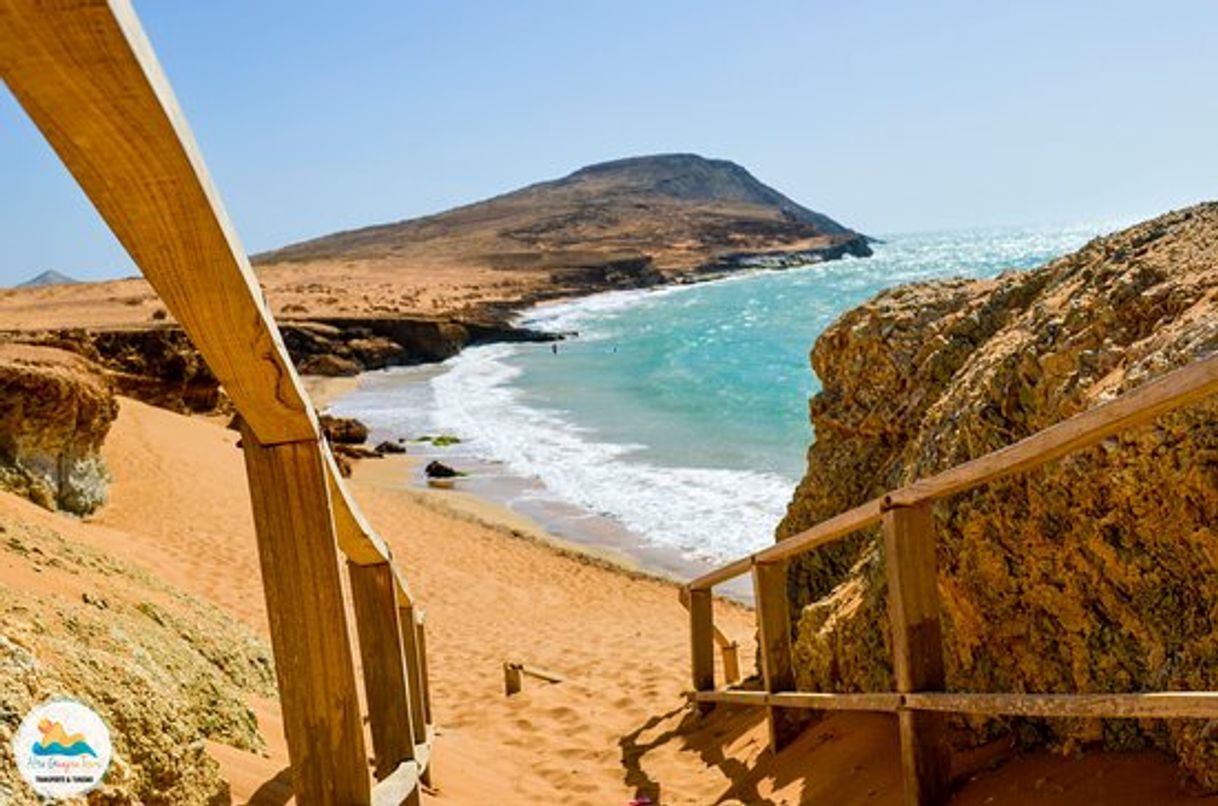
[0, 510, 274, 803]
[779, 203, 1218, 784]
[0, 344, 117, 514]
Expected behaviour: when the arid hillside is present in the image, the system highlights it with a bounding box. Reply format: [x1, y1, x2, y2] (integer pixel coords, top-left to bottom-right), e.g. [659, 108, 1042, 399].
[779, 203, 1218, 784]
[0, 153, 868, 333]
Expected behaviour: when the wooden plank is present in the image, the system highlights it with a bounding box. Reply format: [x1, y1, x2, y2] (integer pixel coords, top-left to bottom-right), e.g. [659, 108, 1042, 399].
[323, 447, 399, 568]
[370, 760, 420, 806]
[694, 689, 903, 711]
[689, 555, 754, 591]
[413, 727, 434, 777]
[688, 587, 716, 716]
[503, 663, 523, 696]
[412, 609, 433, 789]
[691, 353, 1218, 595]
[690, 499, 884, 591]
[753, 561, 806, 752]
[884, 503, 950, 806]
[904, 691, 1218, 719]
[0, 0, 316, 445]
[239, 428, 371, 804]
[349, 562, 417, 781]
[677, 587, 737, 650]
[416, 610, 434, 727]
[887, 352, 1218, 508]
[755, 499, 885, 565]
[399, 605, 429, 749]
[721, 642, 742, 686]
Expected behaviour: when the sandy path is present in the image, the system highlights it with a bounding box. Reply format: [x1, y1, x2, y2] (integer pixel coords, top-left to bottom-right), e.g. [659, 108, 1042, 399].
[64, 397, 1217, 805]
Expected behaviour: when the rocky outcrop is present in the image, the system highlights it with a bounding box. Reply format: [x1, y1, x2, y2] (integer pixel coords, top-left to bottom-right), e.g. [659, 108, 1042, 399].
[779, 204, 1218, 783]
[283, 317, 555, 374]
[319, 414, 369, 445]
[0, 345, 117, 514]
[0, 509, 275, 804]
[15, 328, 223, 414]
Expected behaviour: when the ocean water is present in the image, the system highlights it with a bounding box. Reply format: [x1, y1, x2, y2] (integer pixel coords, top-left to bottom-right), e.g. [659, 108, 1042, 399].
[331, 224, 1116, 571]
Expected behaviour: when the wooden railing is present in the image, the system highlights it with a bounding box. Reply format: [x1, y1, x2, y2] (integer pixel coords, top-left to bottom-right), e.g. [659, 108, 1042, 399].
[685, 351, 1218, 805]
[1, 2, 432, 803]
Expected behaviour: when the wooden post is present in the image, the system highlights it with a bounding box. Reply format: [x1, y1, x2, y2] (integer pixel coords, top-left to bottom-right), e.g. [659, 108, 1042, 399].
[349, 562, 418, 787]
[240, 429, 371, 804]
[688, 587, 716, 715]
[504, 663, 524, 696]
[415, 611, 434, 728]
[753, 560, 805, 752]
[413, 610, 434, 788]
[399, 605, 428, 736]
[884, 503, 951, 806]
[721, 641, 741, 685]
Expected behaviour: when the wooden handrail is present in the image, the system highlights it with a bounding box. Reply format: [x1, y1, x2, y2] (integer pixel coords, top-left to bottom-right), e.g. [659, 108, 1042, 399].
[1, 2, 433, 802]
[689, 350, 1218, 591]
[886, 350, 1218, 508]
[684, 346, 1218, 804]
[0, 0, 316, 447]
[691, 689, 1218, 719]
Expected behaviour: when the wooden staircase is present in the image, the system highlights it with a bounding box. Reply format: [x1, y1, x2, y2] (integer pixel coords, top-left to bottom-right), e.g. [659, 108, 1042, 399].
[682, 349, 1218, 804]
[1, 2, 432, 802]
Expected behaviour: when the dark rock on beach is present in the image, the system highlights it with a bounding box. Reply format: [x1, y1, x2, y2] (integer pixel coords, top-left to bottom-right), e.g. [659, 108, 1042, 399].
[319, 414, 369, 445]
[425, 460, 459, 479]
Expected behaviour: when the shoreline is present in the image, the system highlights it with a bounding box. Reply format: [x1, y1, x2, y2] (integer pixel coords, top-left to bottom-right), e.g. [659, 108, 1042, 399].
[313, 374, 758, 601]
[312, 347, 769, 601]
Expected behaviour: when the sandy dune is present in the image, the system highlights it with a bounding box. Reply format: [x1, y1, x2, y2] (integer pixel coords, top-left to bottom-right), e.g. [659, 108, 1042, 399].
[13, 396, 1203, 804]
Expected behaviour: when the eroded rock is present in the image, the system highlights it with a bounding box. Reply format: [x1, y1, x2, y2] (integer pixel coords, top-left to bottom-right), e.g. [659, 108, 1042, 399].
[0, 344, 117, 514]
[780, 203, 1218, 784]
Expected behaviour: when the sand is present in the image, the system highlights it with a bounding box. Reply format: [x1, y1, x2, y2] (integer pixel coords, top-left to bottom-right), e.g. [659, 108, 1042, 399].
[2, 396, 1210, 804]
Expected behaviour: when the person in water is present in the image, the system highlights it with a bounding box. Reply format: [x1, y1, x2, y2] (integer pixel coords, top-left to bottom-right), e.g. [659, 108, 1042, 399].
[551, 343, 558, 355]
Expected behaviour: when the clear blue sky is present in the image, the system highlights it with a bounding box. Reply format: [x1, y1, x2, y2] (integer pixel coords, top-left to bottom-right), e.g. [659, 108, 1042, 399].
[2, 0, 1216, 285]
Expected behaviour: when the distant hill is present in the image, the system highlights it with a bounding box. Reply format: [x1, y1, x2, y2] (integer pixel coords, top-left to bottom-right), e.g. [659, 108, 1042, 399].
[16, 270, 78, 288]
[254, 153, 869, 275]
[0, 155, 870, 330]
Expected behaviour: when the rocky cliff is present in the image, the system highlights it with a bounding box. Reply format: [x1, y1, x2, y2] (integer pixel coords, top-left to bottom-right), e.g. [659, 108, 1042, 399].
[779, 204, 1218, 783]
[0, 345, 117, 514]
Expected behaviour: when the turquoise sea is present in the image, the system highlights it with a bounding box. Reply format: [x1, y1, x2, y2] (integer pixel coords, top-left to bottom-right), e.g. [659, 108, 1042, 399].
[333, 223, 1119, 571]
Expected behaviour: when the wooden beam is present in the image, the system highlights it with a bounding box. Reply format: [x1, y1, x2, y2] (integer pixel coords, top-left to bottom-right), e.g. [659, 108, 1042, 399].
[689, 498, 883, 590]
[904, 691, 1218, 719]
[690, 353, 1218, 596]
[370, 760, 420, 806]
[688, 555, 754, 591]
[349, 562, 418, 786]
[693, 689, 902, 711]
[721, 642, 742, 686]
[753, 561, 806, 752]
[239, 428, 371, 804]
[887, 352, 1218, 508]
[399, 604, 429, 745]
[677, 587, 737, 650]
[413, 608, 434, 787]
[688, 587, 716, 716]
[884, 504, 950, 806]
[0, 0, 316, 445]
[416, 611, 434, 725]
[324, 447, 400, 569]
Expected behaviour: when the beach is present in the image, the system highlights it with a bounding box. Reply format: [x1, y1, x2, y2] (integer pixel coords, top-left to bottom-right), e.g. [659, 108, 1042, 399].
[0, 392, 1184, 804]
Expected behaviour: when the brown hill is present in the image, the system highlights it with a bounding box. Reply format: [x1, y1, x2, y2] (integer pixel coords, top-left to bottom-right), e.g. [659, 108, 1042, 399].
[246, 152, 870, 322]
[0, 153, 868, 383]
[256, 152, 867, 273]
